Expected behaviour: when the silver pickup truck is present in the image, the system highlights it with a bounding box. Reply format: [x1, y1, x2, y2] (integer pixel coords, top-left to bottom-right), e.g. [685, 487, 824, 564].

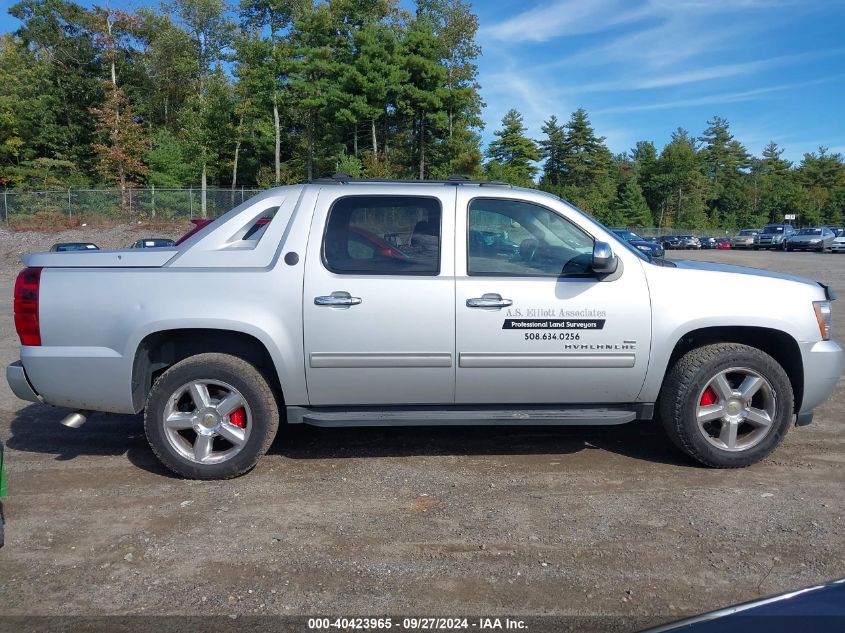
[7, 178, 844, 479]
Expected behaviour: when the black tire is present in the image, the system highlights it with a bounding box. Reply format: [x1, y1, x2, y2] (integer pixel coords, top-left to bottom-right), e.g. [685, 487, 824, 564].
[144, 353, 279, 479]
[659, 343, 793, 468]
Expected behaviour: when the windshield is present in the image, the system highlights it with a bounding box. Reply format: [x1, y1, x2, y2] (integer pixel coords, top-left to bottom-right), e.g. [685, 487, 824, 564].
[613, 230, 639, 241]
[738, 230, 756, 236]
[797, 228, 822, 235]
[762, 226, 785, 234]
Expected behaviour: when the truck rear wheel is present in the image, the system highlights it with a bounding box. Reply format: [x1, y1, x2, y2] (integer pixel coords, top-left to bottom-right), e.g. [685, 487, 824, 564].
[144, 353, 279, 479]
[659, 343, 793, 468]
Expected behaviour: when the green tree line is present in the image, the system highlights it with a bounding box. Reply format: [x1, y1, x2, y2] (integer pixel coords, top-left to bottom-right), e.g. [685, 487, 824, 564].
[487, 108, 845, 229]
[1, 0, 843, 228]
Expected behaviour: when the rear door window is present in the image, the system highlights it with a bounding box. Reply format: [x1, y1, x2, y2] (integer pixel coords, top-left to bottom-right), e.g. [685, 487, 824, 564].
[323, 196, 441, 275]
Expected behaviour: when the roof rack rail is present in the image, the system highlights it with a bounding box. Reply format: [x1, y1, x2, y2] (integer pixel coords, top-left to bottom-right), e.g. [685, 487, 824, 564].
[311, 173, 512, 187]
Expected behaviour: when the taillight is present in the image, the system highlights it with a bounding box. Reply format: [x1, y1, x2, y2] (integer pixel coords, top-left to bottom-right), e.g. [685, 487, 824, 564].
[14, 267, 42, 346]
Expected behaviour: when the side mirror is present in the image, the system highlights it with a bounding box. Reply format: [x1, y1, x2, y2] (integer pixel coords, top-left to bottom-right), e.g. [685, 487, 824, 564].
[592, 241, 618, 274]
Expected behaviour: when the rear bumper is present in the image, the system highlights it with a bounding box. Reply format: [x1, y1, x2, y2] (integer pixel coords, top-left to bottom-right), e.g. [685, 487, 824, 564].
[6, 361, 42, 404]
[799, 339, 844, 414]
[14, 346, 134, 414]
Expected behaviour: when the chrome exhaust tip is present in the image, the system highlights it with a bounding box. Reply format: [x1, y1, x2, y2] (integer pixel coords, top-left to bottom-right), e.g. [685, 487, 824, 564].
[60, 410, 92, 429]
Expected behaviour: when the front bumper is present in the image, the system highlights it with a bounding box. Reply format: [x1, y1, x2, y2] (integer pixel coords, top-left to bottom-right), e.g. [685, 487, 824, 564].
[6, 361, 42, 404]
[798, 339, 844, 414]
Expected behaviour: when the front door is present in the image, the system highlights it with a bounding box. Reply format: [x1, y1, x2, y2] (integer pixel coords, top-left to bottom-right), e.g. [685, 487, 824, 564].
[304, 188, 456, 406]
[455, 191, 652, 404]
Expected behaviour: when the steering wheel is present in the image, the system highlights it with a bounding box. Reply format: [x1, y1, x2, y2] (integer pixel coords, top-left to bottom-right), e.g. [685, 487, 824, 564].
[519, 238, 539, 263]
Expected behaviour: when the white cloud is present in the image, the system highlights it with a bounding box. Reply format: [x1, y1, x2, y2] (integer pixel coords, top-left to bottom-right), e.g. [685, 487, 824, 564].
[549, 49, 842, 94]
[481, 0, 798, 45]
[479, 0, 646, 43]
[593, 75, 845, 114]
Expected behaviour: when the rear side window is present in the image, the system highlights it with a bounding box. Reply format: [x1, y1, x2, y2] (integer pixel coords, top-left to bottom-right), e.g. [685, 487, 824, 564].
[323, 196, 441, 275]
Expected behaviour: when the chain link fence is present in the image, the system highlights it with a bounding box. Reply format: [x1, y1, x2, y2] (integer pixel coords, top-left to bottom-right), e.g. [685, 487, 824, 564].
[1, 188, 264, 225]
[0, 188, 743, 238]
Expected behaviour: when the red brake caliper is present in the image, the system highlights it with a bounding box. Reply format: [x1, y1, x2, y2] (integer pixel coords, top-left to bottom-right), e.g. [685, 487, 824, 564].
[229, 407, 247, 429]
[700, 386, 718, 406]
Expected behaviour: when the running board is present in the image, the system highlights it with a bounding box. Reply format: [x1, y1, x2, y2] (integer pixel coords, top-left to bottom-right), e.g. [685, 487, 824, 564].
[286, 405, 652, 427]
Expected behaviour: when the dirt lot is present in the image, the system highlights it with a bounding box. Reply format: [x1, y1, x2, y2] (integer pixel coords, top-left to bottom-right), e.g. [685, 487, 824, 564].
[0, 231, 843, 629]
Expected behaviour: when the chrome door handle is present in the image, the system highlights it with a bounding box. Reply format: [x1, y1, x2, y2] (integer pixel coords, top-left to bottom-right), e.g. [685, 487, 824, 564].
[467, 294, 513, 308]
[315, 292, 362, 307]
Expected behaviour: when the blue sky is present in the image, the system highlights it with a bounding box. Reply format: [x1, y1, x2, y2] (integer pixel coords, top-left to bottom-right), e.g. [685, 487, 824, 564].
[2, 0, 844, 162]
[474, 0, 845, 162]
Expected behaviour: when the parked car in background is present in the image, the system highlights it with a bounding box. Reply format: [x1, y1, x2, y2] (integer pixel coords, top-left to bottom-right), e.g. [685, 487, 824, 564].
[787, 227, 836, 252]
[730, 229, 759, 249]
[661, 235, 684, 250]
[678, 235, 701, 249]
[698, 236, 717, 249]
[612, 229, 665, 258]
[832, 233, 845, 253]
[50, 242, 99, 252]
[716, 238, 731, 249]
[131, 238, 176, 249]
[176, 218, 214, 245]
[754, 223, 795, 250]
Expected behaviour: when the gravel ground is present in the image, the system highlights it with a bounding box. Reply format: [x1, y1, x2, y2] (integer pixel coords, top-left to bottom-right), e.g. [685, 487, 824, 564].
[0, 232, 842, 629]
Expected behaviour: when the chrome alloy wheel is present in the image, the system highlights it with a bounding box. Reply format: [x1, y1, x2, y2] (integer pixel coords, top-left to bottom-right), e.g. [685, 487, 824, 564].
[695, 367, 777, 452]
[162, 380, 252, 464]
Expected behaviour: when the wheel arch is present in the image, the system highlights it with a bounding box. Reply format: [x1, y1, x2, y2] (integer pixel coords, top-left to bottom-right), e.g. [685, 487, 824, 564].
[661, 326, 803, 412]
[131, 328, 285, 413]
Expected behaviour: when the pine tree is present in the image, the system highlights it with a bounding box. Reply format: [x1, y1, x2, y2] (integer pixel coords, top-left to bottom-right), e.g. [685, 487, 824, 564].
[750, 141, 799, 225]
[417, 0, 484, 178]
[484, 109, 539, 186]
[549, 108, 615, 216]
[338, 21, 406, 163]
[399, 17, 448, 179]
[698, 116, 751, 225]
[238, 0, 297, 185]
[631, 140, 659, 219]
[799, 147, 845, 224]
[538, 115, 565, 188]
[611, 177, 652, 227]
[654, 128, 708, 228]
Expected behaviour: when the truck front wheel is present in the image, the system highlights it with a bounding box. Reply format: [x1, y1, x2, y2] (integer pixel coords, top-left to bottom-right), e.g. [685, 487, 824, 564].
[144, 353, 280, 479]
[659, 343, 793, 468]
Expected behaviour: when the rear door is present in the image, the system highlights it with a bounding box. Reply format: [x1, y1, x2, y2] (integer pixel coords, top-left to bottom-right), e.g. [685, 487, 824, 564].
[454, 190, 652, 404]
[303, 187, 456, 406]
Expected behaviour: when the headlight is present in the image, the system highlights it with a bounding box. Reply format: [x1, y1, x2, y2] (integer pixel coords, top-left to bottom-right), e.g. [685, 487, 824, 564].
[636, 244, 649, 251]
[813, 301, 832, 340]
